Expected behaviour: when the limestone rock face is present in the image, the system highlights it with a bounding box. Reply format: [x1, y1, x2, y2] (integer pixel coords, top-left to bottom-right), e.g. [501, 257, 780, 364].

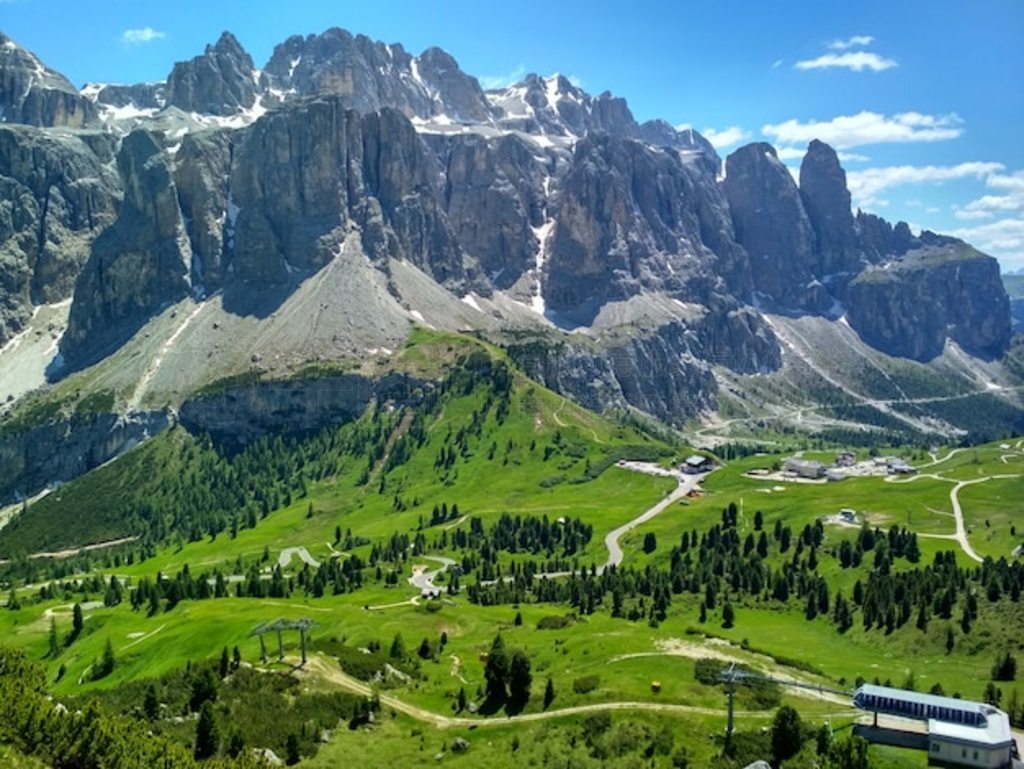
[0, 32, 97, 128]
[262, 28, 492, 122]
[0, 27, 1013, 437]
[0, 126, 120, 344]
[799, 139, 860, 277]
[91, 82, 166, 110]
[845, 241, 1011, 361]
[0, 411, 168, 503]
[165, 32, 257, 116]
[723, 143, 827, 313]
[545, 133, 742, 319]
[173, 129, 233, 290]
[427, 132, 548, 289]
[228, 98, 472, 289]
[63, 130, 194, 366]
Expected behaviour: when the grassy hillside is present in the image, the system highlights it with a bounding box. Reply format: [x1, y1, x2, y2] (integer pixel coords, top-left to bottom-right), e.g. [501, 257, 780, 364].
[1, 330, 1022, 767]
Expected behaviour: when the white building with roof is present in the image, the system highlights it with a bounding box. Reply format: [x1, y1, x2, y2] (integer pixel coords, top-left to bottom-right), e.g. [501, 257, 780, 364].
[928, 715, 1014, 768]
[853, 684, 1015, 768]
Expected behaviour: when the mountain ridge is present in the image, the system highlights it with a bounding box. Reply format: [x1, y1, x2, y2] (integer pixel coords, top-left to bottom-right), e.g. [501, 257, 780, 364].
[0, 25, 1019, 477]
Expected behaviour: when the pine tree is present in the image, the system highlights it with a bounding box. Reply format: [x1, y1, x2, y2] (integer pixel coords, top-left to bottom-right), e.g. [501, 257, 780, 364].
[144, 683, 160, 721]
[285, 733, 301, 765]
[48, 617, 59, 658]
[390, 633, 406, 660]
[484, 634, 509, 701]
[771, 705, 803, 765]
[509, 649, 532, 704]
[194, 700, 220, 759]
[72, 602, 84, 636]
[219, 646, 230, 679]
[544, 676, 555, 709]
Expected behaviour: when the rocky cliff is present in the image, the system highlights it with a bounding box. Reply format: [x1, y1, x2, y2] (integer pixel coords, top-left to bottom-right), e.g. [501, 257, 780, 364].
[846, 241, 1011, 361]
[0, 32, 97, 128]
[262, 28, 493, 122]
[0, 125, 120, 345]
[723, 143, 828, 313]
[165, 32, 258, 116]
[544, 132, 741, 320]
[63, 130, 194, 366]
[0, 410, 168, 502]
[178, 372, 422, 448]
[0, 24, 1014, 441]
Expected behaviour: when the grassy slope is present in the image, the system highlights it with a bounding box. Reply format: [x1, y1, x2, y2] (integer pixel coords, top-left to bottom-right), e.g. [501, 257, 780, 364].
[1, 331, 1023, 766]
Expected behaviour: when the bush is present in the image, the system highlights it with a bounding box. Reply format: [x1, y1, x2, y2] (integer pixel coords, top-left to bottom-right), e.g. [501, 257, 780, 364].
[536, 615, 573, 630]
[573, 675, 600, 694]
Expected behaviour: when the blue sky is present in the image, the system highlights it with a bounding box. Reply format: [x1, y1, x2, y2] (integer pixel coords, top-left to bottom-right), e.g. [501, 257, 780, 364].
[3, 0, 1023, 269]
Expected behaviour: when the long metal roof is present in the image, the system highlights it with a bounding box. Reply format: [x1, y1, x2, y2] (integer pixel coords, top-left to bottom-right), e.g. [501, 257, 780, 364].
[854, 684, 987, 715]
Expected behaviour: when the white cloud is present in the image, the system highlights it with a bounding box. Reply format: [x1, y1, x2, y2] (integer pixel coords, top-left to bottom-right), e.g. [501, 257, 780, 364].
[845, 162, 1004, 208]
[795, 51, 897, 72]
[479, 65, 526, 90]
[776, 147, 805, 161]
[953, 170, 1024, 220]
[949, 218, 1024, 255]
[121, 27, 165, 45]
[955, 196, 1021, 220]
[762, 111, 963, 149]
[567, 74, 584, 88]
[772, 59, 784, 69]
[827, 35, 875, 50]
[701, 125, 751, 149]
[989, 170, 1024, 192]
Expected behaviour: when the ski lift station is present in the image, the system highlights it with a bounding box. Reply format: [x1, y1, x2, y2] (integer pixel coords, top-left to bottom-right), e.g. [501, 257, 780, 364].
[853, 684, 1017, 768]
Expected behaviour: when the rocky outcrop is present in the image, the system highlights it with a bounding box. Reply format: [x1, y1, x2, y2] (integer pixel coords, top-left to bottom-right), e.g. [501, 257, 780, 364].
[262, 28, 492, 122]
[178, 373, 421, 448]
[855, 210, 914, 262]
[62, 130, 193, 366]
[846, 243, 1011, 361]
[173, 129, 232, 290]
[724, 143, 829, 313]
[91, 82, 166, 110]
[509, 307, 780, 424]
[693, 306, 781, 374]
[0, 410, 168, 503]
[229, 99, 473, 289]
[510, 323, 718, 424]
[545, 133, 741, 318]
[799, 139, 860, 277]
[427, 132, 549, 289]
[0, 32, 97, 128]
[0, 125, 121, 344]
[166, 32, 257, 116]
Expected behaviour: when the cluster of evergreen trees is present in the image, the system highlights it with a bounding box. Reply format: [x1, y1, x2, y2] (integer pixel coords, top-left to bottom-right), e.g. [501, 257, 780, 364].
[463, 502, 1024, 642]
[0, 646, 266, 768]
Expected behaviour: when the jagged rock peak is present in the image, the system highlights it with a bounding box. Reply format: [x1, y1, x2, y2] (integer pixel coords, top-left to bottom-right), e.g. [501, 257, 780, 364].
[799, 139, 860, 275]
[724, 142, 829, 312]
[261, 27, 492, 122]
[165, 30, 258, 116]
[0, 30, 97, 127]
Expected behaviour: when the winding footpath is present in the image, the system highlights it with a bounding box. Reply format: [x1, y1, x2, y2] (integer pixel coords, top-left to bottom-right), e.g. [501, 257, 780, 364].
[948, 474, 1021, 564]
[301, 655, 856, 730]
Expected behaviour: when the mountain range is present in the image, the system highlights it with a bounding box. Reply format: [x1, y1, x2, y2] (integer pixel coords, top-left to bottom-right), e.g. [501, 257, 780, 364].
[0, 26, 1021, 502]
